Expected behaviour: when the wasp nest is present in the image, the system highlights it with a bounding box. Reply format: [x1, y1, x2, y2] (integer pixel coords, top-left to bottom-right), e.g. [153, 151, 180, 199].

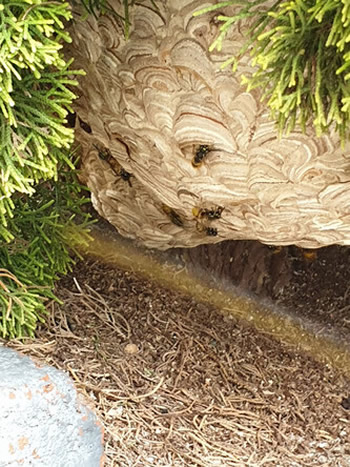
[68, 0, 350, 250]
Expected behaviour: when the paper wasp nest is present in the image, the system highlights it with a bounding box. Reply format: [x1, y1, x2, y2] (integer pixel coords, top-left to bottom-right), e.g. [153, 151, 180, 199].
[68, 0, 350, 250]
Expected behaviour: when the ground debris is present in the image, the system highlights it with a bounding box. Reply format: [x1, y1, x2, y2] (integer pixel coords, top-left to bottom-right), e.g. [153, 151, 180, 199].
[4, 259, 350, 467]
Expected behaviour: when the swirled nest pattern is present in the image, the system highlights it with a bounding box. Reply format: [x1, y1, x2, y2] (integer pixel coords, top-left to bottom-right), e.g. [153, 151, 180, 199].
[68, 0, 350, 250]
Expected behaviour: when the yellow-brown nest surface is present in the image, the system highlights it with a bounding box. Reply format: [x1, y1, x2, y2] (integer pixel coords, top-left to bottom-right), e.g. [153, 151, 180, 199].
[68, 0, 350, 250]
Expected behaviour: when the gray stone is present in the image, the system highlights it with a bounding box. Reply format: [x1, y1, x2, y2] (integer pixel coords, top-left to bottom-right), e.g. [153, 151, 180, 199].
[0, 346, 104, 466]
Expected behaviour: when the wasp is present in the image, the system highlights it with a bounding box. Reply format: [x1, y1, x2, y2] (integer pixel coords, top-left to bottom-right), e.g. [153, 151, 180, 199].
[205, 226, 218, 236]
[161, 204, 184, 227]
[193, 204, 222, 237]
[192, 145, 210, 168]
[303, 250, 317, 262]
[66, 112, 77, 129]
[196, 222, 218, 236]
[94, 144, 112, 161]
[119, 168, 133, 187]
[78, 116, 92, 134]
[192, 205, 224, 220]
[94, 144, 133, 187]
[267, 245, 282, 255]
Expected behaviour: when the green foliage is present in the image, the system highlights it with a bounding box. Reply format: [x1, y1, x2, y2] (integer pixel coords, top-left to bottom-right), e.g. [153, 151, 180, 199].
[0, 0, 72, 119]
[72, 0, 131, 37]
[0, 0, 85, 240]
[194, 0, 350, 141]
[0, 0, 92, 338]
[0, 165, 92, 338]
[0, 66, 84, 241]
[75, 0, 158, 39]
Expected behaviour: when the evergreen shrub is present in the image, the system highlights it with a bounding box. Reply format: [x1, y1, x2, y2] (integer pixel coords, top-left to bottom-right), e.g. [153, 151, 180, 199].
[195, 0, 350, 141]
[0, 0, 91, 338]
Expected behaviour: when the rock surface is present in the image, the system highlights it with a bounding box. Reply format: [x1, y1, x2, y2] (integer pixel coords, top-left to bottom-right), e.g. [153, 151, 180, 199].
[0, 346, 104, 467]
[68, 0, 350, 249]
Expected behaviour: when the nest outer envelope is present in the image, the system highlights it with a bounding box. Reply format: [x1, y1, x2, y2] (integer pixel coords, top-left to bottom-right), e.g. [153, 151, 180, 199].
[68, 0, 350, 250]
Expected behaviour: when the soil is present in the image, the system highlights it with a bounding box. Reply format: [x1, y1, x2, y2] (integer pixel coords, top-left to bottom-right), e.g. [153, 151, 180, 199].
[5, 257, 350, 466]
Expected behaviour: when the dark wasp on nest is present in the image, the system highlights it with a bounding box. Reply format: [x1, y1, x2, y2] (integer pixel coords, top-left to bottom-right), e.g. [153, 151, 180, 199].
[78, 116, 92, 134]
[196, 223, 218, 237]
[192, 206, 224, 221]
[205, 226, 218, 237]
[94, 144, 133, 187]
[161, 204, 184, 227]
[193, 205, 224, 237]
[192, 144, 211, 168]
[119, 168, 133, 187]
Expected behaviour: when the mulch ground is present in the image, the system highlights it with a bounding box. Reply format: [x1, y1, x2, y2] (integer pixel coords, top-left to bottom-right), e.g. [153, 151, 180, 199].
[5, 258, 350, 466]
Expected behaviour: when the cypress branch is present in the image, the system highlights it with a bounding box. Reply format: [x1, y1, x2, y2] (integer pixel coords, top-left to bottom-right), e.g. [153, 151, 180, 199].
[0, 0, 92, 338]
[195, 0, 350, 142]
